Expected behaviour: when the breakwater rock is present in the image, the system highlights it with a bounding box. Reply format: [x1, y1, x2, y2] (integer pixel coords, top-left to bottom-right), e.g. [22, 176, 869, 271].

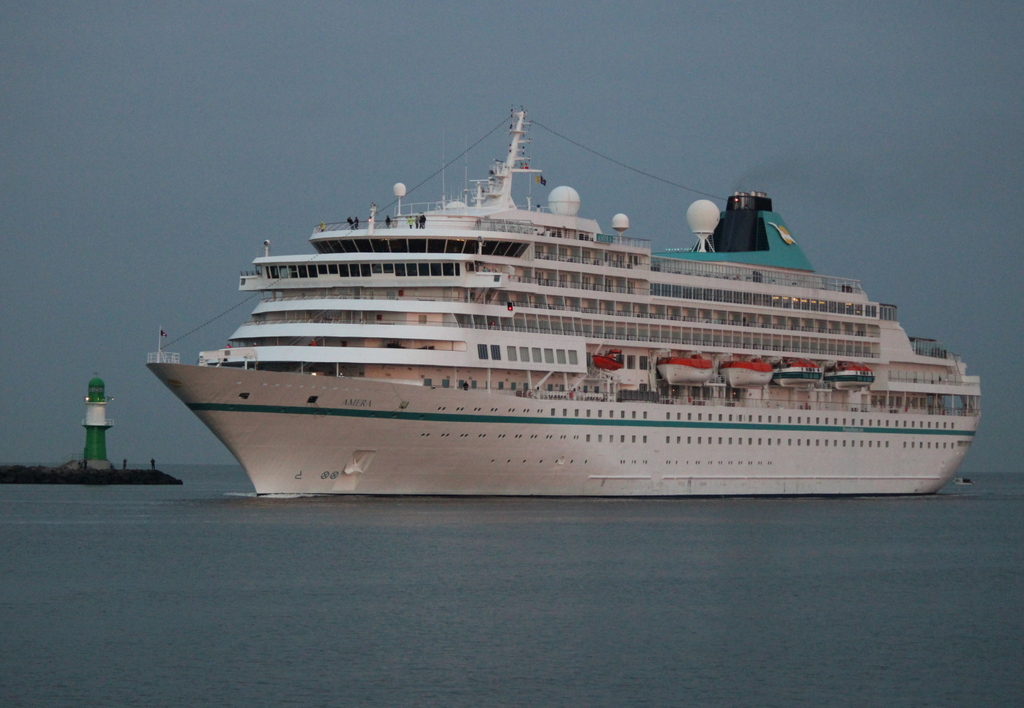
[0, 465, 183, 485]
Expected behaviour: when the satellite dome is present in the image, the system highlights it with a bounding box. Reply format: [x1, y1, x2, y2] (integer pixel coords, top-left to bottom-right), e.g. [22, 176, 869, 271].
[444, 200, 467, 210]
[393, 183, 407, 198]
[547, 186, 581, 216]
[611, 213, 629, 234]
[686, 200, 721, 234]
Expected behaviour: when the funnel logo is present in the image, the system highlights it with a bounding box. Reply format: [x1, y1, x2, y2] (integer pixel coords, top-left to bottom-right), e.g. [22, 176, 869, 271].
[767, 222, 796, 245]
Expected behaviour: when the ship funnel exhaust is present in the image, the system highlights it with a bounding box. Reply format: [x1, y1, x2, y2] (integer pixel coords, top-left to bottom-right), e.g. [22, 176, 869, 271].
[712, 191, 773, 252]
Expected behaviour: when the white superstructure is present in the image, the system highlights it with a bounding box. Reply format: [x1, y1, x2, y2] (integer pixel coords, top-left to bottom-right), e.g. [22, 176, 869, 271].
[149, 110, 980, 495]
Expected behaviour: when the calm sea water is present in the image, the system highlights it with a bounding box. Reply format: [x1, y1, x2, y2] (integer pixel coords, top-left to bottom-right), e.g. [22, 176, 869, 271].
[1, 466, 1021, 707]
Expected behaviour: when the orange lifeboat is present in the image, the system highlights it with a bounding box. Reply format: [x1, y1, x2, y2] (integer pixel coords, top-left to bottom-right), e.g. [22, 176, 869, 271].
[656, 355, 714, 384]
[592, 349, 624, 371]
[719, 358, 773, 387]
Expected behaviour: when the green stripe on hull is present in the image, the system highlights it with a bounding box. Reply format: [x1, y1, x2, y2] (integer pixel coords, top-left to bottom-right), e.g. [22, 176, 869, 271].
[187, 402, 974, 437]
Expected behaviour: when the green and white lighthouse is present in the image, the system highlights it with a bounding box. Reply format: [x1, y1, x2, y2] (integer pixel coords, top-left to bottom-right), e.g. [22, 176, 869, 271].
[83, 377, 113, 469]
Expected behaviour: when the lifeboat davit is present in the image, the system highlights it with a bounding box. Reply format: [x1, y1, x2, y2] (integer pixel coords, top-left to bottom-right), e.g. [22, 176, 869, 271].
[592, 349, 624, 371]
[825, 362, 875, 390]
[657, 355, 714, 384]
[772, 358, 821, 387]
[719, 359, 773, 388]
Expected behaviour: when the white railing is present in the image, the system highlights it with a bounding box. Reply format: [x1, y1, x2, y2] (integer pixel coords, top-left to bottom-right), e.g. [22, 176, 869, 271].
[651, 256, 864, 294]
[148, 352, 180, 364]
[886, 371, 964, 385]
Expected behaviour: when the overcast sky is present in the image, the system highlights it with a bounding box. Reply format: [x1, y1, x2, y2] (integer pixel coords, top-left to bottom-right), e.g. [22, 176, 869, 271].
[2, 1, 1021, 472]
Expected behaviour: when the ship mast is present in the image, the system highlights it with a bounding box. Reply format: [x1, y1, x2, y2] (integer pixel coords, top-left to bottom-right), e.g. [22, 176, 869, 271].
[478, 109, 541, 210]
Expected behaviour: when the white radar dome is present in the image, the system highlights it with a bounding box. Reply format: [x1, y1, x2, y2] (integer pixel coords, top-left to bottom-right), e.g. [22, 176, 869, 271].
[686, 199, 721, 234]
[548, 186, 581, 216]
[611, 213, 629, 234]
[444, 200, 467, 210]
[393, 182, 407, 198]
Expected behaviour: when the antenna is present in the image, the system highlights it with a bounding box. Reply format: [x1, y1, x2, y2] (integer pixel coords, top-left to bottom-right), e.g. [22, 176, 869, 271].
[686, 200, 721, 252]
[612, 214, 629, 237]
[393, 183, 406, 216]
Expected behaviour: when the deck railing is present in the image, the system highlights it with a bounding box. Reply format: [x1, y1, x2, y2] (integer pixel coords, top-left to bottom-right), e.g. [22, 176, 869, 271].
[250, 295, 878, 339]
[147, 352, 181, 364]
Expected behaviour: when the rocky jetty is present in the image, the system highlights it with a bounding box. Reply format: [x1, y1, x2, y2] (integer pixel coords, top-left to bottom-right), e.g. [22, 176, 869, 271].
[0, 465, 183, 485]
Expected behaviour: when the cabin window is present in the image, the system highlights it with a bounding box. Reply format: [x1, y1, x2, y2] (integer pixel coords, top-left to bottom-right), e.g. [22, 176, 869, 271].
[490, 345, 501, 361]
[507, 346, 517, 361]
[544, 349, 554, 364]
[568, 351, 578, 365]
[372, 264, 383, 274]
[423, 379, 431, 386]
[383, 263, 394, 274]
[639, 356, 648, 370]
[477, 344, 488, 359]
[520, 347, 530, 362]
[430, 263, 442, 276]
[442, 263, 454, 276]
[394, 264, 406, 276]
[532, 348, 542, 362]
[556, 350, 566, 364]
[626, 355, 636, 369]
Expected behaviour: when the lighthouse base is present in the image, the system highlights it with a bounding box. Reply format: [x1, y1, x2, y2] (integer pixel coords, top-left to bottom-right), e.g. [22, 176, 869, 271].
[85, 459, 112, 470]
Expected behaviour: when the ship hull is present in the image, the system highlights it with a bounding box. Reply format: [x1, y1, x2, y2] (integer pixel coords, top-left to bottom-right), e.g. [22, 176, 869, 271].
[149, 363, 976, 496]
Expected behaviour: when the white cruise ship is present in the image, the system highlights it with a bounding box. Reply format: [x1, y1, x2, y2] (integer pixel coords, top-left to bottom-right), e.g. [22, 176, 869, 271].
[148, 110, 980, 496]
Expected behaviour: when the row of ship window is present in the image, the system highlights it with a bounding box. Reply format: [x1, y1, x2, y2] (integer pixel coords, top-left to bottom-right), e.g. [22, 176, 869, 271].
[263, 262, 462, 279]
[547, 408, 958, 430]
[313, 238, 530, 257]
[476, 344, 580, 366]
[583, 435, 957, 450]
[650, 283, 879, 318]
[414, 430, 956, 450]
[258, 265, 878, 323]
